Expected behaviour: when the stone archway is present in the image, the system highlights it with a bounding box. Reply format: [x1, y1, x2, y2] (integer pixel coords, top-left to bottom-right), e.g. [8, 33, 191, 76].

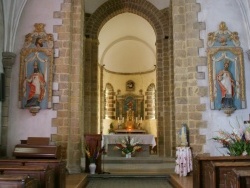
[84, 0, 175, 157]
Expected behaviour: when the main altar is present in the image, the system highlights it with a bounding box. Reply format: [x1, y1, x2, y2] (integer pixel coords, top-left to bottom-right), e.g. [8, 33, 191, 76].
[102, 93, 157, 157]
[103, 134, 156, 157]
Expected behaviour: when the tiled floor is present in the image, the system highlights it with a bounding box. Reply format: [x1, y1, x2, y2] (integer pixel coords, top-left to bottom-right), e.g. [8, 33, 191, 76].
[66, 156, 193, 188]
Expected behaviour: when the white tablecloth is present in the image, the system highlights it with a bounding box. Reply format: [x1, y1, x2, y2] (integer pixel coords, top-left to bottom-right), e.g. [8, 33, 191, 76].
[175, 147, 193, 176]
[103, 134, 156, 147]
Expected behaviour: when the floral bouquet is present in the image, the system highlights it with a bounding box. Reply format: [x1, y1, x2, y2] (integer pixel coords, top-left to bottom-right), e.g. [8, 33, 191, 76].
[85, 144, 104, 163]
[114, 135, 142, 154]
[212, 119, 250, 156]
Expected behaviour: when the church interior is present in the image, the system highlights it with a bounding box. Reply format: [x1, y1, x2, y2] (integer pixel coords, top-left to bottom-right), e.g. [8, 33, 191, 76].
[1, 0, 250, 187]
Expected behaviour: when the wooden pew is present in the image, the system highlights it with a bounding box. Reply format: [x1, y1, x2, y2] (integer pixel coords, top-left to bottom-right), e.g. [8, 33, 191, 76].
[0, 159, 66, 188]
[10, 137, 66, 188]
[208, 161, 250, 187]
[224, 169, 250, 188]
[193, 155, 250, 188]
[0, 174, 38, 188]
[0, 165, 54, 188]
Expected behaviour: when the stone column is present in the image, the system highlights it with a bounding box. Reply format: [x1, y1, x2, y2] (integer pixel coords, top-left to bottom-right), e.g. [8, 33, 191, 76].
[1, 52, 16, 157]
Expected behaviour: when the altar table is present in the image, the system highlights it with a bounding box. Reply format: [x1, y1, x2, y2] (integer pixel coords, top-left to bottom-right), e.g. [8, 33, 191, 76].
[103, 134, 156, 157]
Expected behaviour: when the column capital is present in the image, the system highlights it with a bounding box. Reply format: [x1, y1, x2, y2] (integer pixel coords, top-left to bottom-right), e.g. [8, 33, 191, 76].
[2, 52, 16, 68]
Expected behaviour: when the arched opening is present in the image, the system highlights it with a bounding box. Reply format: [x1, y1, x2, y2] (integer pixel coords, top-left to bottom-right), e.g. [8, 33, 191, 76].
[84, 0, 175, 157]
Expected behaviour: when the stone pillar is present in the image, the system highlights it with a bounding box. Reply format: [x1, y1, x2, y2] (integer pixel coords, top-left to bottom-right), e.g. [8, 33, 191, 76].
[1, 52, 16, 157]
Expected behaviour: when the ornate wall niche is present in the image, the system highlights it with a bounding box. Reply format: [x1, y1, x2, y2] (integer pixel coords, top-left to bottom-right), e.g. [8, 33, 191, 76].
[207, 22, 246, 116]
[19, 23, 54, 115]
[116, 93, 144, 120]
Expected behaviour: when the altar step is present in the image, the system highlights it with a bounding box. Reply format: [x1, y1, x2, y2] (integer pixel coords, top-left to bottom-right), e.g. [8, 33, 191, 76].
[101, 156, 176, 175]
[103, 156, 175, 164]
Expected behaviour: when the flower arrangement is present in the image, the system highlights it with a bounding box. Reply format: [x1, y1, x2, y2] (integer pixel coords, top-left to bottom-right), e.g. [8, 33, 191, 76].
[212, 119, 250, 156]
[85, 144, 104, 163]
[114, 135, 142, 154]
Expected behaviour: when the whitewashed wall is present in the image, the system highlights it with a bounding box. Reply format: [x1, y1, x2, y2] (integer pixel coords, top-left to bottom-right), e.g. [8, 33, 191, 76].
[7, 0, 62, 157]
[198, 0, 250, 156]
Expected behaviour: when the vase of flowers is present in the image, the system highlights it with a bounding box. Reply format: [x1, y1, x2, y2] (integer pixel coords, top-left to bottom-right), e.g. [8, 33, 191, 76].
[125, 152, 132, 158]
[212, 119, 250, 156]
[85, 144, 104, 174]
[89, 163, 96, 174]
[114, 136, 142, 157]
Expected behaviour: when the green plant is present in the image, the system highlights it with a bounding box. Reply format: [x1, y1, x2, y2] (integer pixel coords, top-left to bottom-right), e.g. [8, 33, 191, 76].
[212, 119, 250, 156]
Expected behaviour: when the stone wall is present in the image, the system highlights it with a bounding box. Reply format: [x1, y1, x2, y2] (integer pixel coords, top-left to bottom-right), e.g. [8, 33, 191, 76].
[52, 0, 84, 173]
[172, 0, 207, 154]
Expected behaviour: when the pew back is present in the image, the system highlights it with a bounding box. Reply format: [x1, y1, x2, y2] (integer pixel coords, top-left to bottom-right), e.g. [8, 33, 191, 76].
[0, 159, 66, 188]
[0, 165, 54, 188]
[193, 155, 250, 188]
[0, 174, 38, 188]
[224, 169, 250, 188]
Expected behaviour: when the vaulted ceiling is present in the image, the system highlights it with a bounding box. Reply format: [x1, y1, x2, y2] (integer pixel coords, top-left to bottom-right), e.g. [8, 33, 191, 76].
[85, 0, 169, 73]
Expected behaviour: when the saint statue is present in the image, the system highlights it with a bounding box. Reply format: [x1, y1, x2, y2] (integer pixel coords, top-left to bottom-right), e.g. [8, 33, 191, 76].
[24, 61, 46, 107]
[126, 107, 134, 122]
[216, 59, 235, 109]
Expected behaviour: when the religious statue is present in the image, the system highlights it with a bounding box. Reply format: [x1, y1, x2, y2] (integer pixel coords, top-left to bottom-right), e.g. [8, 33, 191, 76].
[24, 61, 46, 107]
[179, 123, 189, 147]
[216, 59, 235, 109]
[126, 107, 134, 122]
[126, 107, 135, 129]
[19, 23, 54, 115]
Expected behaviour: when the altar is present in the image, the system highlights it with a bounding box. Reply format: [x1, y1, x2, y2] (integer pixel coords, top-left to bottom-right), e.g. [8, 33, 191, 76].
[103, 134, 156, 157]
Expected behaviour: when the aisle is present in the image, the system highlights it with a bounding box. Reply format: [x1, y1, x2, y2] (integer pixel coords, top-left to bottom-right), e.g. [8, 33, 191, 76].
[86, 176, 173, 188]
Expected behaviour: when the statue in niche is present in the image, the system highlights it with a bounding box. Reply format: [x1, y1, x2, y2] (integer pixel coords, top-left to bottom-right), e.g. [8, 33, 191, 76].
[24, 61, 46, 107]
[207, 21, 246, 116]
[216, 59, 235, 109]
[19, 23, 54, 116]
[178, 123, 189, 147]
[126, 101, 135, 129]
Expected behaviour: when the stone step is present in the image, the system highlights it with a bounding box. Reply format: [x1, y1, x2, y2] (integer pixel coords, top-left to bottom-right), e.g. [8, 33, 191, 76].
[103, 156, 175, 164]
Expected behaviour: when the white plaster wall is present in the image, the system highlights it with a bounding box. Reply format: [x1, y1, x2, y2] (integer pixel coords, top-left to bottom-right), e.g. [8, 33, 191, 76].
[7, 0, 62, 157]
[198, 0, 250, 156]
[103, 70, 156, 94]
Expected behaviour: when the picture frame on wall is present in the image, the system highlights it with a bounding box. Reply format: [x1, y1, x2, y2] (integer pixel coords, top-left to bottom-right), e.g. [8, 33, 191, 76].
[126, 80, 135, 91]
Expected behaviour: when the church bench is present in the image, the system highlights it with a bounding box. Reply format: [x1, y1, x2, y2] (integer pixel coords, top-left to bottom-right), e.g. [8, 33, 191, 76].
[0, 165, 54, 188]
[0, 159, 66, 188]
[224, 169, 250, 188]
[0, 174, 38, 188]
[207, 161, 250, 188]
[193, 155, 250, 188]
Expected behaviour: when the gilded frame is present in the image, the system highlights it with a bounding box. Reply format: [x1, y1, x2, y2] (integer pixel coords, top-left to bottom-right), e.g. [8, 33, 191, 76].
[207, 47, 246, 111]
[18, 23, 54, 115]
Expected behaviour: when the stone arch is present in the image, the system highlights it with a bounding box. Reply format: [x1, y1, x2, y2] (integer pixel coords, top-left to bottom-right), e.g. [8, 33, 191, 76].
[84, 0, 174, 157]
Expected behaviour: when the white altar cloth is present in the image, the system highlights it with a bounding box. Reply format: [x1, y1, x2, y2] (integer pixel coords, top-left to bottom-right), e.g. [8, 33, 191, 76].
[103, 134, 156, 147]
